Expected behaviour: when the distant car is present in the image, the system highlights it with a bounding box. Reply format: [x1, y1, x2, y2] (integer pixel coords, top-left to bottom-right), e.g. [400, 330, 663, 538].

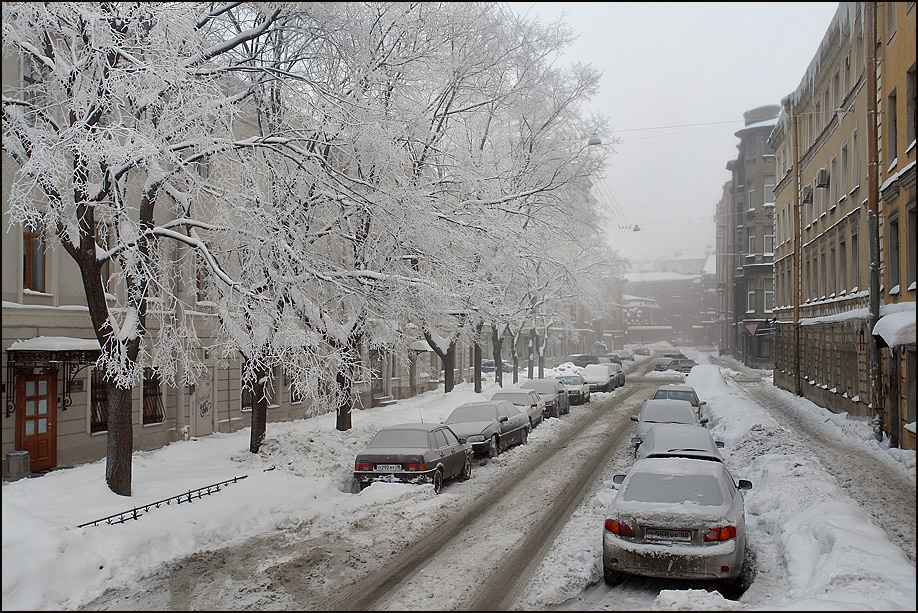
[603, 457, 752, 590]
[555, 373, 591, 405]
[634, 423, 725, 462]
[653, 357, 676, 372]
[651, 385, 706, 417]
[581, 363, 616, 392]
[661, 351, 688, 360]
[600, 354, 622, 366]
[670, 358, 698, 373]
[563, 354, 600, 368]
[354, 423, 472, 494]
[630, 398, 708, 452]
[631, 346, 651, 356]
[521, 378, 570, 418]
[608, 362, 625, 388]
[609, 349, 634, 362]
[490, 388, 545, 429]
[443, 400, 529, 457]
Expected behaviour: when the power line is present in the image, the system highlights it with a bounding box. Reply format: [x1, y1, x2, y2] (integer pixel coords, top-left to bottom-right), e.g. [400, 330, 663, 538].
[614, 120, 744, 133]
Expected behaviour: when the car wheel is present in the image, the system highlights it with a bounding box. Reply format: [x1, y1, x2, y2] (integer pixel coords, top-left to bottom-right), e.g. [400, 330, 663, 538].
[432, 469, 444, 494]
[585, 392, 591, 402]
[488, 434, 500, 458]
[521, 425, 529, 444]
[459, 456, 472, 481]
[603, 566, 624, 586]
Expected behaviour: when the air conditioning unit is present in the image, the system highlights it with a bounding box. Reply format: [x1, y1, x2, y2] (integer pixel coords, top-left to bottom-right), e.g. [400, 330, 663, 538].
[815, 167, 829, 188]
[801, 186, 813, 204]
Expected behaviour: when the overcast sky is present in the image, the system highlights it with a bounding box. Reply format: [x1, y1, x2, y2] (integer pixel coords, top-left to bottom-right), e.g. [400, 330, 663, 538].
[518, 2, 842, 264]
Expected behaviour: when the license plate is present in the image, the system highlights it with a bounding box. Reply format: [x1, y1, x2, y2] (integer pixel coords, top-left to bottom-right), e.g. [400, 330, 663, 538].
[375, 464, 402, 472]
[645, 529, 692, 542]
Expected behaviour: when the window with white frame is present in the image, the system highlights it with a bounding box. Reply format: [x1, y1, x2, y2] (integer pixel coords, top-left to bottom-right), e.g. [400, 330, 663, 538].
[830, 156, 837, 207]
[23, 224, 46, 292]
[747, 180, 755, 210]
[764, 176, 775, 204]
[764, 277, 774, 312]
[852, 129, 859, 190]
[747, 228, 755, 255]
[840, 143, 849, 196]
[887, 89, 898, 164]
[907, 204, 916, 290]
[844, 52, 851, 93]
[747, 280, 756, 312]
[839, 240, 847, 293]
[764, 226, 774, 254]
[888, 215, 900, 293]
[851, 232, 859, 289]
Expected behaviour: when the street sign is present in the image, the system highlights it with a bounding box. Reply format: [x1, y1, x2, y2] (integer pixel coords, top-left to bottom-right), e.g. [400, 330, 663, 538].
[743, 322, 760, 337]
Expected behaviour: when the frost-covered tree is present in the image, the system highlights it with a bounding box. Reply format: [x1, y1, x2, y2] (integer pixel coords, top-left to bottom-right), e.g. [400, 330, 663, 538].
[2, 2, 283, 495]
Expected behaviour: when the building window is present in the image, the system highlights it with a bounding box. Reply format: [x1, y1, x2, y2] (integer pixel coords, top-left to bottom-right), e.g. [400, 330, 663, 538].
[90, 370, 109, 433]
[764, 176, 775, 204]
[839, 240, 847, 293]
[764, 227, 774, 254]
[840, 143, 849, 196]
[833, 70, 840, 111]
[851, 232, 859, 290]
[888, 215, 900, 292]
[907, 205, 916, 290]
[852, 129, 860, 190]
[764, 277, 774, 312]
[830, 156, 837, 207]
[747, 281, 756, 312]
[907, 64, 916, 148]
[23, 224, 45, 292]
[844, 52, 851, 93]
[747, 228, 755, 254]
[829, 246, 837, 295]
[142, 368, 166, 425]
[887, 89, 898, 164]
[747, 181, 755, 210]
[886, 2, 897, 41]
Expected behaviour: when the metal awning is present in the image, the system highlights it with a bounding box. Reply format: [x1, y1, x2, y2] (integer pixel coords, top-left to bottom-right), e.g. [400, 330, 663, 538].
[6, 336, 101, 416]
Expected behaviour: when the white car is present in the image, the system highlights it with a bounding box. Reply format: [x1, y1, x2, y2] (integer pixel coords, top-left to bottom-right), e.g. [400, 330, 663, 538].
[634, 423, 725, 462]
[581, 363, 616, 392]
[555, 373, 591, 405]
[630, 398, 708, 454]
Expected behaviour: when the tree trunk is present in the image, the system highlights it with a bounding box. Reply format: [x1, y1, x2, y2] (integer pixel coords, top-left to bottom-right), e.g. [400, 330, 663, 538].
[249, 367, 268, 453]
[105, 384, 134, 497]
[528, 327, 537, 379]
[474, 323, 483, 393]
[423, 330, 458, 393]
[335, 367, 354, 431]
[491, 327, 505, 388]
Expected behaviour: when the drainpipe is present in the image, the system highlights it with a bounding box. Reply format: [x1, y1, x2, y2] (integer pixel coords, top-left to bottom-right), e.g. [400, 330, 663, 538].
[783, 95, 803, 397]
[865, 1, 882, 424]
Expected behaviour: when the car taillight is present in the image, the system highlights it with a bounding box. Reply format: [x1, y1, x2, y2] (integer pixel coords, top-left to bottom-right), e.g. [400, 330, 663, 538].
[704, 525, 737, 541]
[604, 518, 634, 537]
[355, 463, 372, 471]
[404, 463, 426, 472]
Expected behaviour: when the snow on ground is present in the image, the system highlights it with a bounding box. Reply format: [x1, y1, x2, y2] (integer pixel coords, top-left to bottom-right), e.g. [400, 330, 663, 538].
[2, 353, 915, 611]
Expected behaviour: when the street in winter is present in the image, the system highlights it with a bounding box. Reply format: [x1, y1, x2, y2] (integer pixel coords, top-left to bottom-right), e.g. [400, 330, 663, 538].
[2, 3, 915, 611]
[2, 349, 915, 610]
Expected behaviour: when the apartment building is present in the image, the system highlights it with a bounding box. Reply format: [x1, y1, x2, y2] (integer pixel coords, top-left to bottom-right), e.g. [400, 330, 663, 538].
[721, 105, 781, 369]
[769, 2, 915, 449]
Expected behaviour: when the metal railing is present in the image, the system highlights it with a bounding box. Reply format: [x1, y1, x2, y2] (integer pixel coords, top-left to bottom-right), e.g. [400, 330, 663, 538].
[77, 475, 248, 528]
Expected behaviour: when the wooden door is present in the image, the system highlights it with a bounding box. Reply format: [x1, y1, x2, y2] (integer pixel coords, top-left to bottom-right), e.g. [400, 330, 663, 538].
[15, 370, 58, 471]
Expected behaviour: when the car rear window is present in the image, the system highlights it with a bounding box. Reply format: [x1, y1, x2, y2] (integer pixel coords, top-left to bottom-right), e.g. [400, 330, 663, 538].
[642, 405, 695, 423]
[446, 404, 497, 423]
[621, 472, 724, 506]
[492, 392, 529, 404]
[368, 429, 429, 448]
[557, 376, 581, 384]
[524, 380, 557, 393]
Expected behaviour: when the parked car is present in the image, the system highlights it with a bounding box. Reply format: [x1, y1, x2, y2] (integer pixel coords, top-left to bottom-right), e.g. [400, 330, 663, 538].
[480, 359, 520, 374]
[603, 457, 752, 590]
[600, 354, 622, 366]
[630, 398, 708, 452]
[563, 354, 600, 368]
[631, 346, 651, 356]
[581, 363, 617, 392]
[354, 423, 472, 494]
[634, 423, 725, 462]
[490, 388, 545, 429]
[443, 400, 529, 457]
[661, 351, 688, 360]
[653, 357, 676, 372]
[555, 373, 591, 405]
[521, 378, 570, 418]
[609, 349, 634, 362]
[651, 384, 707, 417]
[670, 358, 698, 373]
[608, 362, 625, 388]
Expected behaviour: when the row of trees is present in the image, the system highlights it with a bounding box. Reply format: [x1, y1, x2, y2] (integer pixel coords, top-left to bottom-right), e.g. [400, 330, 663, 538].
[2, 2, 622, 495]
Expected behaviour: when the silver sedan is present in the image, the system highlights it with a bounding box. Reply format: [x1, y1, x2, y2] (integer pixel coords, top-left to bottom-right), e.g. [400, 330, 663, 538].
[603, 457, 752, 590]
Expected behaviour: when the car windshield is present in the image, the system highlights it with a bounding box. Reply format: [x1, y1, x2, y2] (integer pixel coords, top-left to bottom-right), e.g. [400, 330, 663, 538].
[642, 405, 695, 423]
[492, 392, 529, 404]
[367, 429, 429, 448]
[446, 404, 496, 423]
[582, 365, 607, 375]
[621, 472, 724, 506]
[557, 376, 581, 385]
[653, 390, 697, 405]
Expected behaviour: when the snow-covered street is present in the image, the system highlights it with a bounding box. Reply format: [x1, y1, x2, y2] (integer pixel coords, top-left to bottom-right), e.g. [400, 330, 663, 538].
[2, 351, 915, 610]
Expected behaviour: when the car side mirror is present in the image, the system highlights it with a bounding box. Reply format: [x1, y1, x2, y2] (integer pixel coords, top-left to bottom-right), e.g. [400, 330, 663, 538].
[737, 479, 752, 491]
[630, 415, 638, 421]
[631, 437, 642, 445]
[458, 437, 468, 445]
[612, 474, 626, 485]
[700, 417, 709, 424]
[716, 441, 725, 448]
[699, 401, 707, 406]
[499, 416, 508, 422]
